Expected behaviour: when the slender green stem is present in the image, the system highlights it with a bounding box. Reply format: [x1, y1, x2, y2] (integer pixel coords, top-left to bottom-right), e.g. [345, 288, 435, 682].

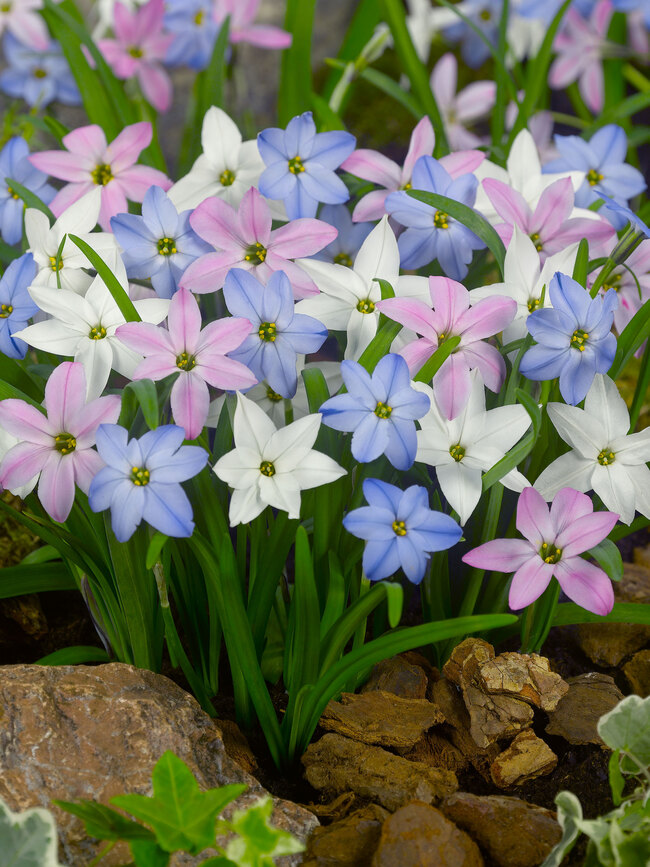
[629, 338, 650, 431]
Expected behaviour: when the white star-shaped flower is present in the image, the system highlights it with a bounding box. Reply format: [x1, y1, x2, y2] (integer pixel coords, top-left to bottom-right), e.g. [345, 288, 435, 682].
[534, 374, 650, 525]
[214, 393, 346, 526]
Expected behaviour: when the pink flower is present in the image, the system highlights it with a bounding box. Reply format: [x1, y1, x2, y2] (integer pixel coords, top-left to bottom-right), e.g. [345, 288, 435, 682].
[181, 187, 337, 299]
[98, 0, 173, 112]
[0, 0, 49, 51]
[28, 121, 171, 230]
[462, 486, 618, 615]
[214, 0, 292, 48]
[590, 239, 650, 341]
[0, 362, 121, 523]
[377, 276, 516, 420]
[430, 53, 496, 151]
[341, 116, 486, 223]
[549, 0, 614, 113]
[482, 175, 615, 261]
[116, 287, 257, 440]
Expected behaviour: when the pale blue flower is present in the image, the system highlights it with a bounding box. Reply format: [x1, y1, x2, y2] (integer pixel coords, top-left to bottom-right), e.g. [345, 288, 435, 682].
[0, 137, 55, 245]
[0, 253, 38, 359]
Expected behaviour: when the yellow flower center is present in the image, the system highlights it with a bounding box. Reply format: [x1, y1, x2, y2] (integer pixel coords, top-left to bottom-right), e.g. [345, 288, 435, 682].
[401, 181, 412, 190]
[266, 386, 283, 402]
[128, 46, 143, 58]
[597, 449, 616, 466]
[374, 401, 392, 419]
[288, 156, 305, 174]
[392, 520, 407, 536]
[449, 444, 465, 462]
[603, 272, 622, 292]
[334, 252, 353, 267]
[33, 68, 47, 79]
[527, 297, 542, 313]
[5, 185, 19, 200]
[49, 256, 63, 272]
[258, 321, 277, 342]
[0, 303, 13, 318]
[480, 8, 491, 20]
[570, 329, 589, 351]
[131, 466, 150, 486]
[219, 169, 236, 186]
[54, 432, 76, 455]
[89, 325, 107, 340]
[157, 237, 177, 256]
[529, 232, 543, 252]
[434, 210, 449, 229]
[539, 541, 562, 564]
[194, 9, 204, 25]
[244, 242, 267, 265]
[260, 460, 275, 477]
[176, 351, 196, 371]
[587, 169, 604, 186]
[356, 298, 375, 314]
[91, 163, 113, 186]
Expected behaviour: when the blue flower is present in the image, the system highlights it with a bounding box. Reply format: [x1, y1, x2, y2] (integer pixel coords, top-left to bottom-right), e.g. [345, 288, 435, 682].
[595, 194, 650, 240]
[385, 155, 484, 280]
[543, 125, 646, 230]
[88, 424, 208, 542]
[310, 204, 373, 267]
[442, 0, 502, 67]
[520, 272, 617, 405]
[0, 33, 80, 108]
[111, 186, 212, 299]
[257, 111, 356, 220]
[319, 354, 430, 470]
[516, 0, 597, 20]
[164, 0, 220, 70]
[0, 252, 38, 359]
[223, 268, 327, 398]
[343, 479, 462, 583]
[0, 137, 55, 246]
[612, 0, 650, 27]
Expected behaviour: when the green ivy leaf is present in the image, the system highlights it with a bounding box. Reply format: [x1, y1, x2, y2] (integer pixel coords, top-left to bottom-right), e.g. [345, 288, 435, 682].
[0, 797, 64, 867]
[111, 752, 247, 855]
[55, 799, 153, 842]
[540, 791, 584, 867]
[597, 695, 650, 769]
[130, 839, 171, 867]
[224, 797, 305, 866]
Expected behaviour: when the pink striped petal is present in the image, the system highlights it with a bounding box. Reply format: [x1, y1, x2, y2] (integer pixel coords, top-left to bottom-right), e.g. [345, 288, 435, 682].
[114, 166, 171, 200]
[402, 116, 436, 181]
[11, 9, 49, 50]
[61, 124, 107, 160]
[459, 296, 517, 341]
[531, 178, 574, 238]
[171, 372, 209, 440]
[43, 361, 87, 432]
[113, 0, 138, 42]
[352, 190, 390, 222]
[428, 277, 469, 333]
[189, 197, 246, 249]
[105, 121, 152, 173]
[509, 557, 555, 609]
[72, 395, 122, 446]
[38, 450, 76, 523]
[133, 355, 179, 381]
[549, 487, 594, 536]
[440, 150, 485, 178]
[135, 0, 165, 37]
[430, 53, 457, 110]
[27, 150, 91, 182]
[50, 183, 94, 217]
[556, 510, 619, 557]
[71, 448, 106, 494]
[554, 557, 614, 615]
[400, 338, 437, 375]
[138, 63, 173, 113]
[116, 322, 174, 355]
[549, 52, 586, 88]
[198, 354, 258, 390]
[239, 187, 272, 244]
[196, 316, 252, 355]
[168, 287, 202, 354]
[0, 400, 53, 443]
[460, 342, 506, 393]
[376, 298, 437, 340]
[456, 81, 497, 122]
[433, 354, 472, 420]
[462, 537, 534, 571]
[98, 183, 128, 230]
[593, 0, 613, 37]
[482, 179, 531, 229]
[230, 24, 292, 48]
[180, 251, 244, 293]
[516, 486, 554, 547]
[270, 218, 337, 258]
[262, 254, 319, 298]
[0, 442, 49, 490]
[341, 149, 400, 189]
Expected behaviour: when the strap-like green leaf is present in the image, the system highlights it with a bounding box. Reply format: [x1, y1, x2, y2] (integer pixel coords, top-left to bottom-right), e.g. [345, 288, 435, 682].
[69, 235, 141, 323]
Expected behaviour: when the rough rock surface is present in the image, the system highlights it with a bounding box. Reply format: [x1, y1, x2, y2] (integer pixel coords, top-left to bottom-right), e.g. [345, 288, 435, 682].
[545, 672, 624, 745]
[402, 730, 469, 773]
[301, 733, 458, 811]
[442, 792, 562, 867]
[0, 664, 317, 866]
[319, 691, 444, 749]
[575, 564, 650, 666]
[361, 655, 429, 699]
[371, 801, 484, 867]
[478, 652, 568, 711]
[623, 649, 650, 698]
[490, 730, 558, 788]
[302, 804, 389, 867]
[443, 638, 495, 687]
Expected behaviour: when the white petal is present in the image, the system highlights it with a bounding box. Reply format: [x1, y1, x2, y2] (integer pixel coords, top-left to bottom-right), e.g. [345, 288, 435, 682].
[437, 461, 482, 525]
[534, 452, 594, 501]
[290, 450, 347, 490]
[592, 462, 635, 525]
[353, 216, 400, 289]
[268, 414, 322, 468]
[547, 402, 604, 458]
[259, 472, 302, 518]
[584, 375, 630, 442]
[228, 485, 266, 526]
[233, 392, 277, 456]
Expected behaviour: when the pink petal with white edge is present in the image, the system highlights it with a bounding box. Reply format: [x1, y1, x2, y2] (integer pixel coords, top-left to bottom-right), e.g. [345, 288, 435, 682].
[430, 53, 457, 111]
[549, 52, 586, 89]
[239, 188, 272, 245]
[116, 322, 174, 356]
[11, 10, 49, 50]
[549, 487, 594, 536]
[581, 60, 605, 113]
[50, 183, 94, 218]
[508, 557, 555, 610]
[270, 218, 337, 258]
[171, 372, 209, 440]
[197, 354, 258, 390]
[196, 316, 253, 355]
[132, 355, 179, 381]
[43, 361, 88, 433]
[462, 537, 534, 572]
[27, 150, 90, 183]
[189, 197, 246, 249]
[263, 254, 319, 298]
[167, 287, 202, 354]
[428, 277, 469, 333]
[554, 557, 614, 615]
[105, 121, 152, 173]
[71, 448, 106, 495]
[38, 450, 76, 523]
[376, 298, 437, 340]
[440, 150, 486, 178]
[456, 81, 497, 123]
[433, 353, 472, 421]
[556, 510, 619, 558]
[459, 296, 517, 342]
[98, 182, 128, 231]
[0, 400, 53, 444]
[180, 251, 244, 293]
[530, 178, 574, 238]
[341, 149, 401, 189]
[113, 0, 139, 42]
[230, 24, 292, 48]
[71, 395, 122, 447]
[352, 190, 390, 223]
[115, 166, 172, 201]
[0, 442, 50, 490]
[461, 342, 506, 393]
[482, 179, 531, 230]
[138, 63, 173, 113]
[402, 116, 436, 181]
[135, 0, 165, 38]
[516, 486, 554, 547]
[62, 124, 108, 161]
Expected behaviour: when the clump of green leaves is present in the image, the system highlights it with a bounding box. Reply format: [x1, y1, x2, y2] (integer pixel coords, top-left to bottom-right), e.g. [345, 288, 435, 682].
[0, 797, 64, 867]
[541, 695, 650, 867]
[56, 751, 304, 867]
